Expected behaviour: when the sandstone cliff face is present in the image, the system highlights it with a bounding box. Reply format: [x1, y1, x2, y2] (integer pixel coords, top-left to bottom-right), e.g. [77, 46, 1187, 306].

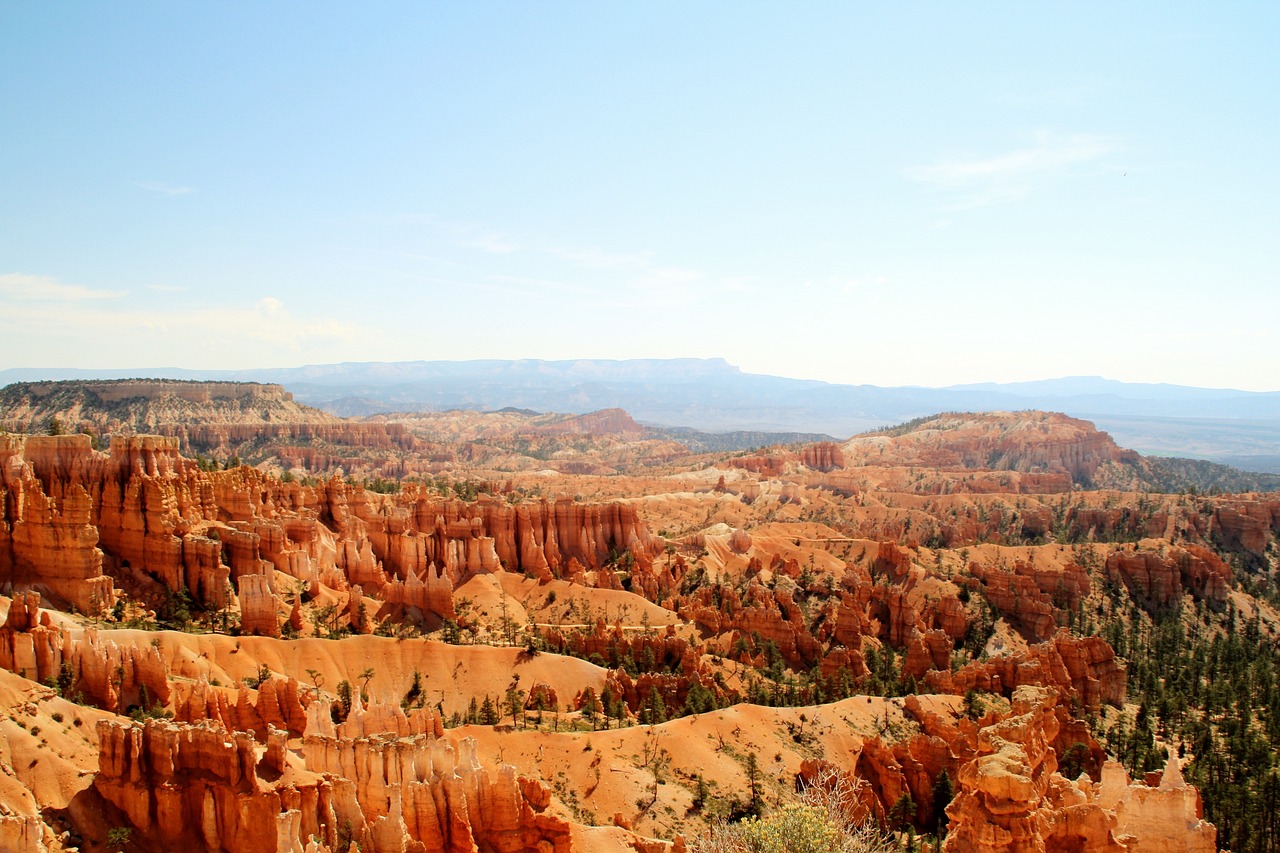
[1210, 498, 1280, 556]
[1104, 544, 1231, 612]
[800, 442, 845, 472]
[0, 435, 115, 614]
[929, 633, 1125, 714]
[966, 558, 1090, 642]
[942, 686, 1216, 853]
[841, 412, 1138, 485]
[95, 716, 572, 853]
[1097, 758, 1216, 852]
[0, 434, 661, 642]
[0, 814, 47, 853]
[171, 674, 310, 739]
[0, 591, 170, 713]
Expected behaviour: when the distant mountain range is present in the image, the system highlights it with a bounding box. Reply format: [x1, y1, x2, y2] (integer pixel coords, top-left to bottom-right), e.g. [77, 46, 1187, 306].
[5, 359, 1279, 473]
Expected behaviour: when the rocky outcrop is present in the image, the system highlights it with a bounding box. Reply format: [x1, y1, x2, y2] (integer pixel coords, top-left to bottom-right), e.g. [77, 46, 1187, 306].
[0, 435, 115, 613]
[95, 717, 324, 853]
[1097, 758, 1216, 852]
[301, 728, 572, 853]
[0, 593, 169, 713]
[841, 412, 1140, 486]
[1105, 544, 1231, 612]
[167, 422, 416, 454]
[929, 633, 1125, 713]
[943, 686, 1216, 852]
[96, 716, 572, 853]
[1212, 498, 1280, 556]
[171, 674, 310, 738]
[3, 380, 399, 468]
[1, 434, 661, 638]
[532, 408, 645, 437]
[801, 442, 844, 472]
[943, 686, 1112, 852]
[7, 379, 295, 408]
[238, 571, 281, 637]
[0, 814, 47, 853]
[967, 559, 1089, 642]
[682, 577, 822, 669]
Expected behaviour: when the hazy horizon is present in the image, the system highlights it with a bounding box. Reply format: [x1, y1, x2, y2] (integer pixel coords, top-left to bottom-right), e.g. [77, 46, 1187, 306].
[3, 357, 1280, 396]
[3, 3, 1277, 390]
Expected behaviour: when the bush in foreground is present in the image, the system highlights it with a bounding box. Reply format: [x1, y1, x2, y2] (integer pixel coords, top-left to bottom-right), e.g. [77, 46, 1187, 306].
[692, 769, 894, 853]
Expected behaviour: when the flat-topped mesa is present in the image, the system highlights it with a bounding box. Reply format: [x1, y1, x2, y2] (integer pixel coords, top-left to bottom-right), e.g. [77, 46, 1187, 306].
[531, 407, 645, 436]
[843, 411, 1139, 485]
[18, 379, 295, 405]
[0, 380, 310, 437]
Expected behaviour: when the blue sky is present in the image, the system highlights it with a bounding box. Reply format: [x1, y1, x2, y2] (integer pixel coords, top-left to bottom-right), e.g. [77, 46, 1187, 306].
[2, 2, 1277, 389]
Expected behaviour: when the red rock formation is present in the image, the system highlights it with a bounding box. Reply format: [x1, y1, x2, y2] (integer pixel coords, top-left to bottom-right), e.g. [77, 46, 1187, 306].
[531, 408, 645, 437]
[170, 674, 310, 738]
[681, 578, 822, 669]
[0, 814, 47, 853]
[944, 686, 1109, 852]
[0, 435, 115, 613]
[1105, 544, 1231, 612]
[727, 527, 752, 554]
[238, 571, 281, 637]
[841, 412, 1139, 485]
[966, 558, 1089, 642]
[2, 433, 663, 642]
[728, 454, 791, 477]
[1212, 498, 1280, 555]
[1097, 758, 1217, 852]
[0, 596, 170, 713]
[801, 442, 845, 472]
[97, 716, 573, 853]
[301, 729, 572, 853]
[929, 632, 1125, 713]
[943, 686, 1216, 852]
[380, 563, 456, 620]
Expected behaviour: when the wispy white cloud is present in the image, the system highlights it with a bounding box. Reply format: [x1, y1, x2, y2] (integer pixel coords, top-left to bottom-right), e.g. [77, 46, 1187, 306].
[0, 272, 127, 301]
[906, 132, 1115, 209]
[135, 181, 195, 196]
[489, 273, 596, 297]
[461, 234, 520, 255]
[546, 245, 654, 270]
[4, 277, 367, 363]
[146, 283, 187, 293]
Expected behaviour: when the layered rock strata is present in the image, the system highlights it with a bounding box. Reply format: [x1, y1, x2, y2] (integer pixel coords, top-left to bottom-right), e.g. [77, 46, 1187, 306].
[95, 716, 572, 853]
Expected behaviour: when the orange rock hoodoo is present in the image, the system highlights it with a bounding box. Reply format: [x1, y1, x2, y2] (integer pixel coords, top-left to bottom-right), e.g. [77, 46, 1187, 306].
[1, 433, 661, 636]
[943, 686, 1215, 852]
[96, 713, 571, 853]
